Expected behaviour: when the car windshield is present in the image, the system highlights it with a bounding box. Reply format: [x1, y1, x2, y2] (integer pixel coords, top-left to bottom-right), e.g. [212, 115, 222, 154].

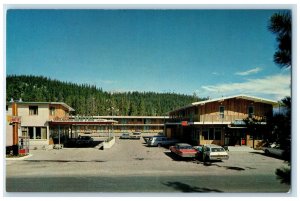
[211, 148, 225, 152]
[194, 146, 202, 151]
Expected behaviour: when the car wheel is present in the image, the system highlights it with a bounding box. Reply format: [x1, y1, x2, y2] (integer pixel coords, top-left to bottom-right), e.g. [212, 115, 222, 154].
[205, 156, 209, 162]
[157, 143, 162, 147]
[265, 150, 270, 155]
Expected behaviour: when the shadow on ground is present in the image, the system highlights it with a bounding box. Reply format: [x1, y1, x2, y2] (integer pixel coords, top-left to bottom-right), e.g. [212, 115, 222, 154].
[24, 159, 106, 163]
[164, 152, 247, 171]
[249, 151, 284, 160]
[163, 181, 223, 192]
[143, 144, 169, 150]
[63, 141, 103, 148]
[203, 162, 246, 171]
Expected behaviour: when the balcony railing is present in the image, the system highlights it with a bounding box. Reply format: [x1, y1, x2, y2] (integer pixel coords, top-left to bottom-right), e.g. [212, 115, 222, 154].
[168, 114, 267, 124]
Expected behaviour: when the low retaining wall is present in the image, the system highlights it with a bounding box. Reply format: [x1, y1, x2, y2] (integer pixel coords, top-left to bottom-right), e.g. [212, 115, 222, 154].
[103, 137, 115, 149]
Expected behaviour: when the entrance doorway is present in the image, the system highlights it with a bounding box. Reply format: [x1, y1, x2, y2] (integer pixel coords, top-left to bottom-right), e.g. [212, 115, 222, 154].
[227, 128, 246, 146]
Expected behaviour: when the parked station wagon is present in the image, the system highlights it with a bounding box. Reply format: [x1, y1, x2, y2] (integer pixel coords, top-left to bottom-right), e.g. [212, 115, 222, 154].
[147, 136, 178, 147]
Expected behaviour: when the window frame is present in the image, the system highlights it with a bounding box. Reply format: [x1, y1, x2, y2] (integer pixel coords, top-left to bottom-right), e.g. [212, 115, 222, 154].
[29, 106, 38, 115]
[219, 106, 225, 119]
[49, 106, 56, 116]
[22, 126, 47, 140]
[248, 106, 254, 118]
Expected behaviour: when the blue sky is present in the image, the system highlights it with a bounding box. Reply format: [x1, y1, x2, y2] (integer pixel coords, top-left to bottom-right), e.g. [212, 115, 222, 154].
[6, 9, 291, 101]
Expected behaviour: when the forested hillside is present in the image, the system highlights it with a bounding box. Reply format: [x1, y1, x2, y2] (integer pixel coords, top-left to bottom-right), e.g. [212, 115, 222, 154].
[6, 75, 206, 116]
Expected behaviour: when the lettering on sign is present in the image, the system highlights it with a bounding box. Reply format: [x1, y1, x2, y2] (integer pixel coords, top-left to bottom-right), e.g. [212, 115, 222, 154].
[181, 121, 188, 126]
[10, 116, 21, 123]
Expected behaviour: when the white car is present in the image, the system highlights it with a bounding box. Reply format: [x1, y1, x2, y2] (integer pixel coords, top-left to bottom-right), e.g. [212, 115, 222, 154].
[202, 144, 229, 161]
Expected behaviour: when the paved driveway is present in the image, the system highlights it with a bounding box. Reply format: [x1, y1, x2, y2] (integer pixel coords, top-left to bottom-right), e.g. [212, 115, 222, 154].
[6, 138, 288, 178]
[6, 138, 291, 193]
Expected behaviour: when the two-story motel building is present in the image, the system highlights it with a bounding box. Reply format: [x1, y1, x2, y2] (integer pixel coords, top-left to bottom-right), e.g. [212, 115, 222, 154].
[6, 101, 166, 150]
[6, 101, 76, 150]
[6, 95, 277, 150]
[165, 95, 278, 148]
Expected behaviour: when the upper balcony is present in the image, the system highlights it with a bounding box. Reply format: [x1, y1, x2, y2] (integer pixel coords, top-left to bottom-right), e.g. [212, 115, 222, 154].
[167, 114, 267, 125]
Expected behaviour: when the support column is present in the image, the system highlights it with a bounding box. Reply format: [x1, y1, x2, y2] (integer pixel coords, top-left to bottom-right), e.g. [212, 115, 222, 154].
[12, 102, 19, 155]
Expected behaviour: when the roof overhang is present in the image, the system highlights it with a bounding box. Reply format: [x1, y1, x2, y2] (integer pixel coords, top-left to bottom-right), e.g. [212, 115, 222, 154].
[7, 101, 75, 112]
[49, 102, 75, 112]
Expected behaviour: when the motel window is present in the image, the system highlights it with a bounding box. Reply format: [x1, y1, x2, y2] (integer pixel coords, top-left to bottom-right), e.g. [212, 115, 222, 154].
[203, 128, 221, 140]
[24, 127, 47, 139]
[29, 106, 38, 115]
[28, 127, 34, 139]
[248, 106, 254, 118]
[192, 129, 200, 141]
[209, 128, 214, 140]
[36, 127, 42, 139]
[219, 106, 225, 119]
[249, 133, 263, 140]
[38, 127, 47, 139]
[214, 128, 222, 140]
[49, 107, 55, 116]
[203, 129, 209, 140]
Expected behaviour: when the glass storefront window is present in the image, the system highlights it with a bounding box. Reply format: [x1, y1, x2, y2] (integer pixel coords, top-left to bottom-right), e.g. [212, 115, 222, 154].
[28, 127, 34, 139]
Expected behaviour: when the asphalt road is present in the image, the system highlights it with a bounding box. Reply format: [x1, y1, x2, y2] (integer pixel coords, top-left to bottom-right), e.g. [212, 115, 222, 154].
[5, 137, 291, 194]
[6, 174, 289, 193]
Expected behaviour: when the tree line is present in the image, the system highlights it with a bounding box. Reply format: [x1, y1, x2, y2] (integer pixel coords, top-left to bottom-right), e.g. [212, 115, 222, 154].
[6, 75, 206, 116]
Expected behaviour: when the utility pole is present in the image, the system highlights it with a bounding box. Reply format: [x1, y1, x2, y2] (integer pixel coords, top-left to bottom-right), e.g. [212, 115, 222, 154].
[106, 95, 118, 138]
[107, 106, 119, 138]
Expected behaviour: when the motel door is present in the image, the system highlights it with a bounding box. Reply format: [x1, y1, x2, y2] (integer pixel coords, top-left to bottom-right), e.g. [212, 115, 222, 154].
[228, 129, 246, 146]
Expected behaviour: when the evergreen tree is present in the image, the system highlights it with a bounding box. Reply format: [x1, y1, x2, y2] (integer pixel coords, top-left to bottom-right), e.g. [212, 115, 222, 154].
[6, 75, 206, 116]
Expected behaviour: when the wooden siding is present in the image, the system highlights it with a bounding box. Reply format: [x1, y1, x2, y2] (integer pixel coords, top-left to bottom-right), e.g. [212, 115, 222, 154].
[170, 97, 273, 123]
[49, 104, 69, 120]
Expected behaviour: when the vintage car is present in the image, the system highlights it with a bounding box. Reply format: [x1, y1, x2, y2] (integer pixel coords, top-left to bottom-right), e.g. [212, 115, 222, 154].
[119, 133, 141, 140]
[131, 131, 141, 140]
[201, 144, 229, 161]
[132, 131, 142, 135]
[262, 143, 284, 158]
[119, 133, 131, 139]
[76, 136, 94, 146]
[169, 143, 198, 158]
[147, 136, 178, 147]
[143, 132, 165, 143]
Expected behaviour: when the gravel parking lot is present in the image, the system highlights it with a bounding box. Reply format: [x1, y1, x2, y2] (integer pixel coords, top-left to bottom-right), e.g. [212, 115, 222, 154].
[6, 137, 288, 178]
